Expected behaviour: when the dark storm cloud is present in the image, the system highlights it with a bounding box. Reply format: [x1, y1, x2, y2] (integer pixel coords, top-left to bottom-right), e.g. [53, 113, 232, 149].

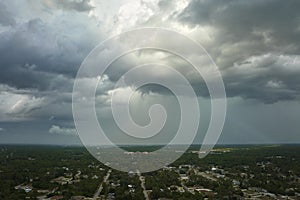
[175, 0, 300, 103]
[0, 16, 98, 91]
[1, 0, 299, 105]
[0, 4, 101, 125]
[0, 0, 299, 145]
[223, 54, 300, 103]
[87, 0, 300, 104]
[179, 0, 300, 53]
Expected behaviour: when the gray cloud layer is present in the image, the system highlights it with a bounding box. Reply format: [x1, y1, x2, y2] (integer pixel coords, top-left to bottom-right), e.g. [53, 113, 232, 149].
[0, 2, 16, 26]
[175, 0, 300, 103]
[0, 0, 299, 143]
[45, 0, 94, 12]
[1, 0, 299, 102]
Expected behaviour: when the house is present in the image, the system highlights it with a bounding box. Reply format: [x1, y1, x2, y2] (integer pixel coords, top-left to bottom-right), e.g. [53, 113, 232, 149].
[15, 184, 33, 193]
[195, 188, 214, 197]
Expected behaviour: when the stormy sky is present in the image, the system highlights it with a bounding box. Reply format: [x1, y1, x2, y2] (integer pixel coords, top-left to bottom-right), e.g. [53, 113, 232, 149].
[0, 0, 300, 145]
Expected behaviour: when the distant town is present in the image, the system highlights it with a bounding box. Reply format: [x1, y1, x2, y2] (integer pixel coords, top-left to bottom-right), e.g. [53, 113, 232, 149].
[0, 145, 299, 200]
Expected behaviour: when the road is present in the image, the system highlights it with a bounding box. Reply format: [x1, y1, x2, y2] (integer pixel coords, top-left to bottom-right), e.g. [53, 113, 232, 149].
[93, 169, 112, 200]
[198, 172, 217, 182]
[137, 170, 150, 200]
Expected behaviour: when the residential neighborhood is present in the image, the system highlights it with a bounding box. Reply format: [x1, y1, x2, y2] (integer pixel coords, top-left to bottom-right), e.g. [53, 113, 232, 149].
[1, 145, 299, 199]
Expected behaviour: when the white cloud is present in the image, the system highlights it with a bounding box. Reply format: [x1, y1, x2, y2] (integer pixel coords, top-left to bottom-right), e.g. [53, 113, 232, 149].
[266, 80, 284, 89]
[8, 96, 45, 115]
[0, 85, 46, 121]
[114, 0, 159, 33]
[49, 125, 78, 136]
